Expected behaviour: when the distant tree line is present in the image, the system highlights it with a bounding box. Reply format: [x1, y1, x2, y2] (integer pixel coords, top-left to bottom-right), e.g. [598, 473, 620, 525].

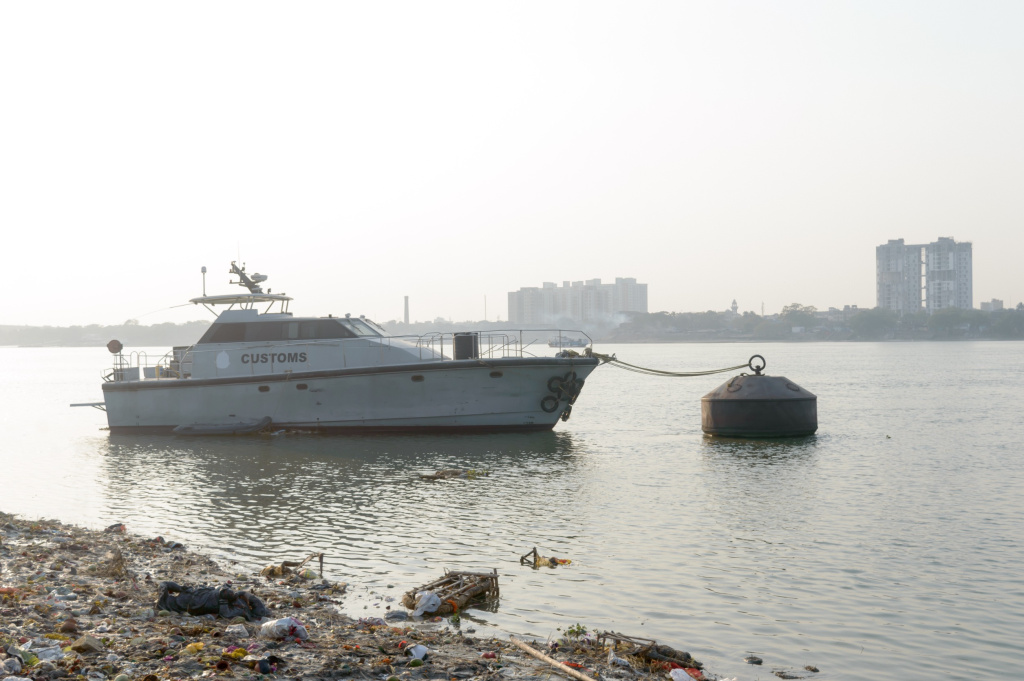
[0, 320, 212, 348]
[4, 304, 1023, 348]
[605, 303, 1024, 342]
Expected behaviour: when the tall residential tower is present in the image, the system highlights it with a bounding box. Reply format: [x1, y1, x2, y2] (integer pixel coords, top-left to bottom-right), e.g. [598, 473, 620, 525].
[876, 237, 972, 314]
[925, 237, 973, 312]
[876, 239, 923, 315]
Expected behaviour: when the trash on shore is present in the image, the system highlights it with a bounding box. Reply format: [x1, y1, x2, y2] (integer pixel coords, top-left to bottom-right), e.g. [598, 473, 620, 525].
[401, 569, 499, 615]
[418, 469, 490, 481]
[511, 636, 597, 681]
[156, 581, 270, 620]
[1, 510, 716, 681]
[520, 546, 572, 567]
[404, 643, 430, 660]
[598, 630, 703, 672]
[259, 551, 324, 578]
[259, 616, 309, 640]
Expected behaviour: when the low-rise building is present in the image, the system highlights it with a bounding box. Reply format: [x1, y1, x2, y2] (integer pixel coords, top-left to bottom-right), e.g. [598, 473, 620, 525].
[508, 278, 648, 324]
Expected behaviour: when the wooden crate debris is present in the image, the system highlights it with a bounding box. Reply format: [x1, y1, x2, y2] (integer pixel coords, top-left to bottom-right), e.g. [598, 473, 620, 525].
[401, 568, 499, 615]
[259, 551, 325, 578]
[520, 546, 571, 567]
[597, 631, 702, 671]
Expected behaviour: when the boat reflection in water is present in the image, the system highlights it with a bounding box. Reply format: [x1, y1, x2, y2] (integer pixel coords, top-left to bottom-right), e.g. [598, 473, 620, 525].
[98, 430, 588, 584]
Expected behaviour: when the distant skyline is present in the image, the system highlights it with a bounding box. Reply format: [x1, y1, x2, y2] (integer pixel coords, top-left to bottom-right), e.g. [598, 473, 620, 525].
[2, 2, 1022, 326]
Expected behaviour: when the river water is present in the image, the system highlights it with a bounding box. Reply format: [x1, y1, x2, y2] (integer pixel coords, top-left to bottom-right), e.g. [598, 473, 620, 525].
[2, 342, 1022, 680]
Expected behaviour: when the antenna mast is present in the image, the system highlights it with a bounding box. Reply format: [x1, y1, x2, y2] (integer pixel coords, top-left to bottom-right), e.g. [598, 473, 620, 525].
[229, 261, 268, 294]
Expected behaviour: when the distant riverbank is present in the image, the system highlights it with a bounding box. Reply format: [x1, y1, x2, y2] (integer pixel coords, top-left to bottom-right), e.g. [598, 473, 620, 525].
[5, 304, 1024, 348]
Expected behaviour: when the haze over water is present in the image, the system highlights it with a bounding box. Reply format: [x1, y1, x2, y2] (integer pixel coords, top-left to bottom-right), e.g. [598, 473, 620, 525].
[3, 342, 1022, 680]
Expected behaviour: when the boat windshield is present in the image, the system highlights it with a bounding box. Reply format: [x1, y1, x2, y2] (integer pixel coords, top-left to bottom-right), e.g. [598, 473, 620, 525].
[338, 318, 380, 337]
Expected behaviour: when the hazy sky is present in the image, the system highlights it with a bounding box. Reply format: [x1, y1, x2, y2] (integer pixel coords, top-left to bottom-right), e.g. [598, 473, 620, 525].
[2, 1, 1022, 327]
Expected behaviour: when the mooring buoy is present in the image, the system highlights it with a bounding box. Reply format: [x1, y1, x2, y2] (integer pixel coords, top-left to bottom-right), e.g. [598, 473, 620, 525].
[701, 355, 817, 437]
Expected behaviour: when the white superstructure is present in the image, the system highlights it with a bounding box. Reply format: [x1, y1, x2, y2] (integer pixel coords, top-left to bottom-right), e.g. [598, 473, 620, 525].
[93, 263, 599, 433]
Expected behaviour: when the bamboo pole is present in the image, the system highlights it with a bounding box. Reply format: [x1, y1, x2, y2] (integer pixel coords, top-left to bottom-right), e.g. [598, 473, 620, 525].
[509, 637, 596, 681]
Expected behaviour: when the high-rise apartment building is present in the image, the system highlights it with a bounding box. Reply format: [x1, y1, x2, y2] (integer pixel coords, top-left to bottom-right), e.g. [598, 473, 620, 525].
[508, 278, 648, 325]
[876, 239, 923, 315]
[876, 237, 972, 314]
[925, 237, 973, 312]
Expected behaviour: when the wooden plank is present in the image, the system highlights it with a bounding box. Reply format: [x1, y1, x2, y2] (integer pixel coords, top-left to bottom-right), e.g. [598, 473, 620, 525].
[509, 637, 596, 681]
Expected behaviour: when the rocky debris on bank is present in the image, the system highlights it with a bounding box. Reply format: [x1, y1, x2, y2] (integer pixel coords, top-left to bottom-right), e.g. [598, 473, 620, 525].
[1, 511, 730, 681]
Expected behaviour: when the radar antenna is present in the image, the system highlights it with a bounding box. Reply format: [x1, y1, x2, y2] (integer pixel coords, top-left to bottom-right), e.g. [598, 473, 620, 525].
[229, 261, 269, 294]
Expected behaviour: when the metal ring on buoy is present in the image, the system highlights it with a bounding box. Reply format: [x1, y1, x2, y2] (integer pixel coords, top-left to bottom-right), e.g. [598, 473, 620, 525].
[560, 404, 572, 421]
[748, 354, 766, 375]
[541, 395, 559, 413]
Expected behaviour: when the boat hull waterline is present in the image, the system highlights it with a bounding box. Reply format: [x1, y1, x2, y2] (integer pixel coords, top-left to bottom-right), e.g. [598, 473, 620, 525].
[103, 358, 598, 433]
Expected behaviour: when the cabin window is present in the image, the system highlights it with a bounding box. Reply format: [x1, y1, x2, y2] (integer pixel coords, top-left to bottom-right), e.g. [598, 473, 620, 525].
[490, 371, 503, 378]
[339, 318, 379, 337]
[198, 323, 246, 344]
[299, 321, 320, 339]
[411, 375, 425, 382]
[197, 319, 361, 344]
[299, 320, 357, 340]
[258, 385, 270, 392]
[246, 323, 284, 342]
[296, 383, 308, 390]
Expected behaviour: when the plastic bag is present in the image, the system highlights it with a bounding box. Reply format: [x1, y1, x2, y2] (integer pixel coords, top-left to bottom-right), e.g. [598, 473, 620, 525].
[260, 617, 309, 640]
[34, 647, 65, 662]
[411, 591, 441, 617]
[608, 649, 631, 668]
[405, 644, 430, 661]
[225, 624, 249, 637]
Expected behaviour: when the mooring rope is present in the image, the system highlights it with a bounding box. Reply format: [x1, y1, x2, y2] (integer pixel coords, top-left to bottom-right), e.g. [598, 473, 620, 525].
[588, 351, 758, 378]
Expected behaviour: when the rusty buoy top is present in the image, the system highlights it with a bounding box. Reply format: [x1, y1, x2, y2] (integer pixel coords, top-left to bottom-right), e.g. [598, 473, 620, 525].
[701, 355, 817, 437]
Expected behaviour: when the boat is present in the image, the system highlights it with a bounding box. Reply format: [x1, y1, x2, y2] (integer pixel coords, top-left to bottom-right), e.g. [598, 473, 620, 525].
[84, 263, 599, 433]
[548, 336, 589, 348]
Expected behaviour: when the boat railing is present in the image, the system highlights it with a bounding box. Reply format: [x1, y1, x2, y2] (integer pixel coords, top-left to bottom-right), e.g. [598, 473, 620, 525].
[102, 329, 592, 382]
[403, 329, 592, 360]
[103, 346, 195, 382]
[101, 353, 133, 382]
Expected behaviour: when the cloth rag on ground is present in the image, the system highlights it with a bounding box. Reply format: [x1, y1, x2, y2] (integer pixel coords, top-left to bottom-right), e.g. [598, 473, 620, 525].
[156, 581, 270, 621]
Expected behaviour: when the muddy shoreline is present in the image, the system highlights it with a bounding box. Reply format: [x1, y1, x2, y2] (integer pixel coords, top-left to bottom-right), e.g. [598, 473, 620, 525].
[1, 513, 726, 681]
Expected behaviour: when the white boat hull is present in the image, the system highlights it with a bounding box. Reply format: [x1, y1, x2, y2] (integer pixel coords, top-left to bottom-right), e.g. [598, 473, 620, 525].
[102, 358, 598, 433]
